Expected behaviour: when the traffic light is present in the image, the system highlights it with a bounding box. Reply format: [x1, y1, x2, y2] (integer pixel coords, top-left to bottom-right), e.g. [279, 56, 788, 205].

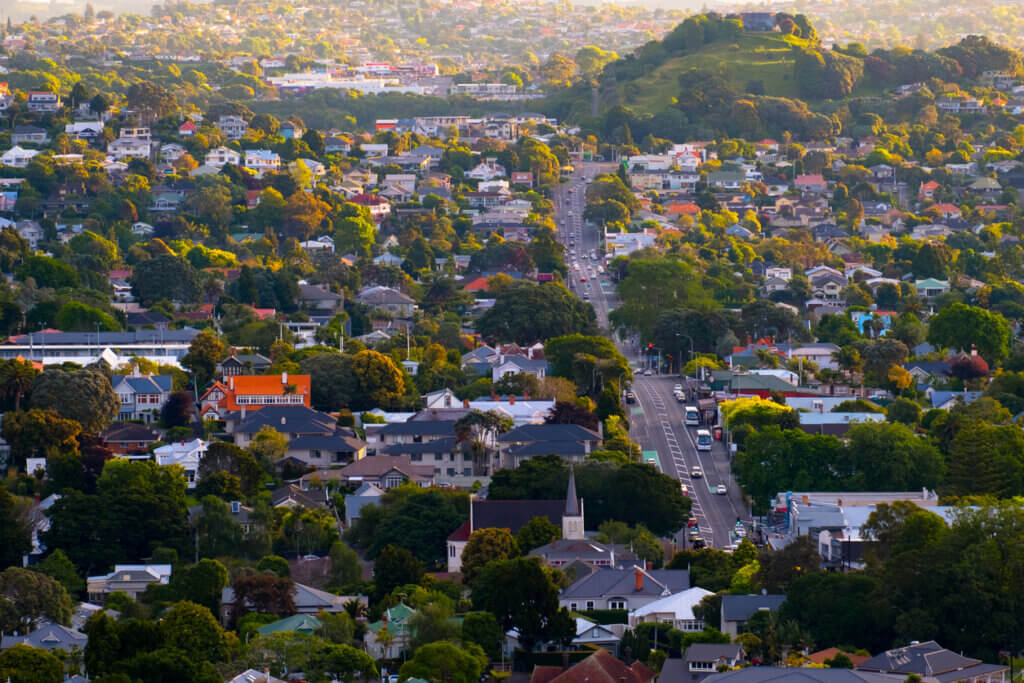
[647, 343, 653, 350]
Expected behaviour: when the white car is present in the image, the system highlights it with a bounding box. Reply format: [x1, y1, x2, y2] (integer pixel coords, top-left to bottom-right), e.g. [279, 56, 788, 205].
[716, 484, 727, 495]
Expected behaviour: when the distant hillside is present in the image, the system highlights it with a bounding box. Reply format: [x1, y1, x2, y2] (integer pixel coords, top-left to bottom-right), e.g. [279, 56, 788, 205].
[613, 31, 812, 114]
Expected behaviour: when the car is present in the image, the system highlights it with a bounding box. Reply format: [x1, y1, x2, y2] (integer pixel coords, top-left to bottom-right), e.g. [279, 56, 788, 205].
[680, 484, 690, 496]
[625, 391, 637, 404]
[735, 527, 746, 538]
[674, 383, 683, 391]
[643, 369, 653, 376]
[675, 392, 686, 403]
[582, 294, 590, 301]
[690, 466, 703, 478]
[687, 516, 699, 528]
[691, 536, 706, 550]
[716, 484, 727, 495]
[568, 188, 575, 193]
[579, 276, 586, 281]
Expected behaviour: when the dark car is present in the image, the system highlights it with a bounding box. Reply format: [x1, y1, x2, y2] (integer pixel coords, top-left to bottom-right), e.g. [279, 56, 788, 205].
[691, 536, 706, 550]
[625, 391, 637, 404]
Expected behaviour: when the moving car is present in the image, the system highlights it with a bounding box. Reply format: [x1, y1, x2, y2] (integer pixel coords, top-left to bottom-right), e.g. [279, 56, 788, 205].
[625, 391, 637, 404]
[696, 429, 712, 451]
[691, 536, 706, 550]
[684, 406, 700, 426]
[680, 484, 690, 496]
[690, 465, 703, 478]
[687, 516, 699, 528]
[716, 484, 728, 495]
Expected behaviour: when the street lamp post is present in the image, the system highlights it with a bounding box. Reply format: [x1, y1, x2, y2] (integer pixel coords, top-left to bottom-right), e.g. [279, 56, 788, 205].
[675, 333, 694, 376]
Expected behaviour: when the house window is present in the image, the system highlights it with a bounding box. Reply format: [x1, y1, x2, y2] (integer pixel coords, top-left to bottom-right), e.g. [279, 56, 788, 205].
[410, 454, 422, 462]
[608, 599, 626, 610]
[449, 545, 456, 558]
[569, 603, 577, 611]
[384, 475, 403, 488]
[585, 601, 595, 610]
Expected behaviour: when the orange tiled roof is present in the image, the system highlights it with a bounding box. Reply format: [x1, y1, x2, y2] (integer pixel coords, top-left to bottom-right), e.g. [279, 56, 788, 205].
[221, 374, 312, 411]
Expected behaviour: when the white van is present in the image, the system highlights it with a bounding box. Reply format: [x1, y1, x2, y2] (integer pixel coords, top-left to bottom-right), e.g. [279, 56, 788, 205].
[684, 406, 700, 426]
[696, 429, 712, 451]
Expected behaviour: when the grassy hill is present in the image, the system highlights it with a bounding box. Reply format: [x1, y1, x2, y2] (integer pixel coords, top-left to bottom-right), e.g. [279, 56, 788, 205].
[612, 32, 812, 115]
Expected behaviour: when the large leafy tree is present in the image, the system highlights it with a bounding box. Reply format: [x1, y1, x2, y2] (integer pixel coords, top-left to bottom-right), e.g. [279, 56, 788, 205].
[927, 302, 1013, 362]
[476, 282, 596, 344]
[350, 349, 407, 410]
[1, 409, 80, 472]
[470, 557, 572, 651]
[0, 489, 31, 570]
[160, 601, 228, 662]
[30, 368, 118, 433]
[611, 258, 711, 339]
[181, 330, 226, 389]
[372, 544, 425, 600]
[460, 528, 520, 585]
[0, 643, 64, 683]
[130, 255, 201, 307]
[0, 568, 73, 634]
[398, 641, 487, 683]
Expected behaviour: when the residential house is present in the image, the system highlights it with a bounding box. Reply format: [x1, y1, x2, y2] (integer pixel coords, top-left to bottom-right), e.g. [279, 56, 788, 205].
[527, 538, 637, 569]
[160, 143, 187, 161]
[465, 157, 506, 181]
[0, 328, 203, 367]
[696, 669, 902, 683]
[511, 171, 533, 187]
[720, 594, 786, 638]
[344, 481, 385, 526]
[788, 343, 841, 371]
[205, 146, 241, 167]
[219, 582, 366, 626]
[112, 371, 173, 422]
[107, 137, 151, 160]
[299, 454, 435, 491]
[857, 641, 1007, 683]
[244, 149, 281, 175]
[491, 354, 548, 382]
[154, 439, 208, 488]
[559, 565, 690, 612]
[662, 645, 746, 683]
[217, 352, 272, 377]
[12, 125, 50, 145]
[448, 472, 585, 572]
[629, 586, 715, 632]
[356, 286, 417, 317]
[15, 220, 44, 248]
[178, 121, 196, 137]
[532, 650, 654, 683]
[201, 373, 311, 418]
[365, 604, 416, 660]
[1, 146, 40, 168]
[87, 564, 172, 602]
[100, 423, 160, 455]
[229, 404, 337, 444]
[298, 283, 344, 315]
[0, 622, 88, 653]
[227, 670, 285, 683]
[498, 423, 601, 469]
[915, 278, 950, 298]
[279, 121, 304, 139]
[27, 91, 61, 113]
[217, 115, 249, 141]
[257, 614, 321, 637]
[349, 193, 391, 222]
[795, 174, 829, 193]
[270, 484, 329, 510]
[707, 172, 746, 190]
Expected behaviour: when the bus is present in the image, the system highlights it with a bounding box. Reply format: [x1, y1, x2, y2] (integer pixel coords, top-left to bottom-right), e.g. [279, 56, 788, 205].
[696, 429, 712, 451]
[684, 406, 700, 426]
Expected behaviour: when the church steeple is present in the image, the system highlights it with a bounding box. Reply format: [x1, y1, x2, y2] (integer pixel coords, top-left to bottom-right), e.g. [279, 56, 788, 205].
[563, 466, 584, 539]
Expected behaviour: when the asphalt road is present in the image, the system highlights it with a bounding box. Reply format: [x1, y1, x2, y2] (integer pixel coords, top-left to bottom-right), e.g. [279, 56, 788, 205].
[552, 162, 751, 549]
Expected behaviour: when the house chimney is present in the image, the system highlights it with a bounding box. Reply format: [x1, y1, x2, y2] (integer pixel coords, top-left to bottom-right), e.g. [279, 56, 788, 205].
[241, 406, 246, 419]
[463, 399, 470, 408]
[635, 569, 643, 591]
[837, 499, 843, 506]
[491, 391, 497, 400]
[509, 395, 515, 405]
[802, 494, 809, 505]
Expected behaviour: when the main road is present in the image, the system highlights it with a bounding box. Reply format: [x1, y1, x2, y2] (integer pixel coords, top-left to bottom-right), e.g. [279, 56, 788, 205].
[552, 162, 751, 549]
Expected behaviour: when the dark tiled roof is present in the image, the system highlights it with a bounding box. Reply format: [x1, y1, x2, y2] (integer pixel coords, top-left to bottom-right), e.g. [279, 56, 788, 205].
[700, 669, 904, 683]
[506, 441, 587, 457]
[336, 455, 434, 479]
[380, 437, 458, 455]
[499, 424, 600, 443]
[721, 594, 786, 621]
[5, 328, 200, 345]
[471, 499, 567, 535]
[561, 566, 690, 599]
[270, 484, 328, 509]
[378, 420, 457, 436]
[101, 423, 160, 442]
[857, 641, 987, 677]
[288, 433, 366, 452]
[685, 643, 745, 663]
[236, 406, 336, 435]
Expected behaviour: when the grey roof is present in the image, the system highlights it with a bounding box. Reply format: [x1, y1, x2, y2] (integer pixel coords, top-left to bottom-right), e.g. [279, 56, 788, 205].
[857, 641, 1002, 681]
[222, 582, 346, 612]
[271, 484, 328, 509]
[721, 594, 786, 621]
[561, 566, 690, 600]
[114, 374, 173, 394]
[335, 454, 435, 479]
[380, 436, 458, 455]
[378, 420, 457, 437]
[299, 283, 344, 302]
[499, 423, 601, 443]
[494, 355, 548, 371]
[235, 406, 336, 435]
[0, 621, 88, 650]
[701, 669, 904, 683]
[220, 353, 272, 368]
[471, 499, 567, 535]
[357, 286, 415, 305]
[5, 328, 201, 345]
[506, 441, 587, 457]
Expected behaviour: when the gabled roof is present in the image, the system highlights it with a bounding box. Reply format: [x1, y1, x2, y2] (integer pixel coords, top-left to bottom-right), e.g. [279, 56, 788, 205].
[378, 419, 457, 436]
[547, 649, 655, 683]
[235, 405, 335, 435]
[685, 643, 745, 663]
[256, 613, 322, 635]
[467, 499, 568, 537]
[632, 586, 713, 620]
[857, 641, 986, 677]
[0, 621, 88, 651]
[561, 566, 689, 600]
[499, 424, 600, 443]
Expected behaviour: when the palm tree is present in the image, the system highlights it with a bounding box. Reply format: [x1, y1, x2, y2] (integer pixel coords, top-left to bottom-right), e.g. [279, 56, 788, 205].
[455, 410, 514, 475]
[0, 359, 38, 411]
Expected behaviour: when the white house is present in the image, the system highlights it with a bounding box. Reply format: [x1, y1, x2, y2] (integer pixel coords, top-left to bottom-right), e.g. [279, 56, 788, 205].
[65, 121, 105, 141]
[466, 158, 506, 181]
[491, 355, 548, 382]
[1, 146, 39, 167]
[107, 137, 151, 161]
[160, 143, 187, 161]
[629, 586, 714, 632]
[153, 439, 208, 488]
[216, 115, 249, 141]
[205, 146, 241, 168]
[16, 220, 44, 249]
[245, 149, 281, 175]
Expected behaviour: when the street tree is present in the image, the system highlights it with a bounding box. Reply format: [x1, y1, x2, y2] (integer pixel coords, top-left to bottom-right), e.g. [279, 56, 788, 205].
[460, 528, 520, 585]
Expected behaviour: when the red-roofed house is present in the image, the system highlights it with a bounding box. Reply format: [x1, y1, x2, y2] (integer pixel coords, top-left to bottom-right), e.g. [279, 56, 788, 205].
[931, 203, 962, 219]
[200, 372, 312, 416]
[178, 121, 196, 137]
[794, 174, 828, 193]
[511, 171, 533, 187]
[246, 190, 261, 209]
[350, 193, 391, 222]
[533, 649, 655, 683]
[665, 201, 701, 219]
[463, 276, 490, 293]
[919, 180, 940, 200]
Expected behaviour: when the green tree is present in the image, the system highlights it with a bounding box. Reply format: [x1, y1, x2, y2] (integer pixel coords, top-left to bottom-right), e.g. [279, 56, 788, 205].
[166, 559, 229, 615]
[257, 555, 291, 578]
[398, 641, 486, 683]
[1, 409, 80, 472]
[0, 489, 31, 570]
[30, 369, 118, 433]
[160, 601, 227, 662]
[460, 528, 520, 585]
[327, 541, 362, 588]
[0, 643, 63, 683]
[928, 303, 1013, 362]
[31, 550, 83, 598]
[373, 544, 425, 600]
[350, 350, 407, 410]
[516, 516, 561, 555]
[461, 611, 503, 660]
[470, 557, 563, 651]
[477, 282, 597, 345]
[0, 568, 73, 634]
[181, 330, 226, 389]
[197, 496, 243, 558]
[130, 255, 201, 307]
